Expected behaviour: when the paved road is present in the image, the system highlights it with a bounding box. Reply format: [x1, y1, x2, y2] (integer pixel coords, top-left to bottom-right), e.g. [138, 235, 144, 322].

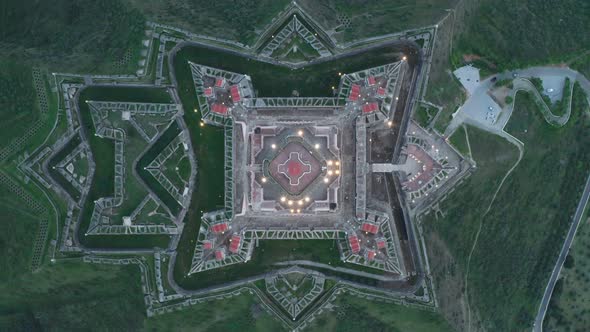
[444, 66, 590, 138]
[534, 172, 590, 331]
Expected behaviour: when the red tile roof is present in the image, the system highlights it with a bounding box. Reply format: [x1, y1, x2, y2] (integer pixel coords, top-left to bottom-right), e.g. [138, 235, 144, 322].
[367, 250, 376, 261]
[348, 84, 361, 101]
[204, 87, 213, 97]
[211, 222, 228, 234]
[215, 77, 225, 88]
[362, 102, 379, 114]
[229, 235, 241, 254]
[348, 235, 360, 253]
[230, 85, 241, 102]
[215, 249, 225, 261]
[367, 76, 376, 86]
[203, 241, 213, 250]
[211, 103, 229, 115]
[376, 239, 387, 249]
[361, 222, 379, 234]
[377, 87, 386, 97]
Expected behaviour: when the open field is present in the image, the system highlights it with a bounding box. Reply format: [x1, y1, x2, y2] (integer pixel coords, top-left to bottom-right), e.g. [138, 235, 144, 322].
[0, 260, 145, 330]
[125, 0, 291, 46]
[307, 291, 453, 331]
[453, 0, 590, 70]
[423, 126, 519, 331]
[0, 196, 39, 282]
[0, 61, 38, 145]
[425, 85, 590, 331]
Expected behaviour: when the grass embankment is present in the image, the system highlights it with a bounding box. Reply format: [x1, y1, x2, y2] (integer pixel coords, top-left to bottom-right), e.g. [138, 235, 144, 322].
[425, 85, 590, 331]
[76, 86, 172, 249]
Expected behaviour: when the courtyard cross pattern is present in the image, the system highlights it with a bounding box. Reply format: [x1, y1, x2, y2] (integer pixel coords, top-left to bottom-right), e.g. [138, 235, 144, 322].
[278, 152, 312, 186]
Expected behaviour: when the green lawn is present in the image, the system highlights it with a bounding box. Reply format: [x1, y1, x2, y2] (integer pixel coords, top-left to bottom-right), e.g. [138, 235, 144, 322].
[414, 105, 438, 128]
[448, 125, 469, 157]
